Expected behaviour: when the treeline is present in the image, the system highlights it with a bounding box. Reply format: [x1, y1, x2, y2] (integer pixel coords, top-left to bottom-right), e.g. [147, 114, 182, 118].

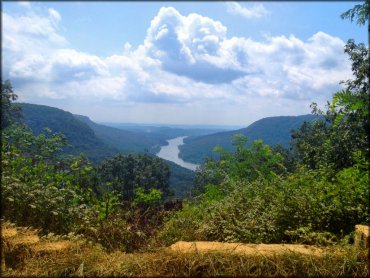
[1, 6, 369, 252]
[1, 91, 179, 250]
[157, 38, 369, 246]
[178, 114, 319, 164]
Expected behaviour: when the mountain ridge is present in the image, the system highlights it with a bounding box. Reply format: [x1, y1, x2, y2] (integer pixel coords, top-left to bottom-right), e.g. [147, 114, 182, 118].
[20, 103, 117, 162]
[179, 114, 320, 164]
[19, 103, 195, 198]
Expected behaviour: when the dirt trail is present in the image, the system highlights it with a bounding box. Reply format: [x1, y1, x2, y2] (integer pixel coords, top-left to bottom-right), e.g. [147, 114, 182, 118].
[170, 241, 325, 256]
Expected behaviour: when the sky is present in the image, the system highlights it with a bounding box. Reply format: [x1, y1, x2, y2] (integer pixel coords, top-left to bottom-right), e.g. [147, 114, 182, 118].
[2, 1, 367, 126]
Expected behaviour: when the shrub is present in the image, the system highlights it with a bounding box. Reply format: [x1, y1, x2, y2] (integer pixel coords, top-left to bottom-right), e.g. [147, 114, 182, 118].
[160, 161, 369, 245]
[2, 176, 97, 234]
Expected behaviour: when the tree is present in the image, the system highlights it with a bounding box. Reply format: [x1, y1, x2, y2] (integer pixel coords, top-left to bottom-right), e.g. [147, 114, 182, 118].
[98, 153, 170, 202]
[193, 135, 286, 194]
[292, 19, 369, 170]
[341, 1, 369, 34]
[1, 80, 22, 129]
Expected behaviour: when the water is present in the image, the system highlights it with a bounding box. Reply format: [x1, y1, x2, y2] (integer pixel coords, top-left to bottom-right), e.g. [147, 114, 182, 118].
[156, 136, 199, 171]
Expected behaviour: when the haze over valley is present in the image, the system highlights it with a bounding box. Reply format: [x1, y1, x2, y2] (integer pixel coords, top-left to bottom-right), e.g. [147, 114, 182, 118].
[2, 2, 369, 276]
[19, 102, 318, 196]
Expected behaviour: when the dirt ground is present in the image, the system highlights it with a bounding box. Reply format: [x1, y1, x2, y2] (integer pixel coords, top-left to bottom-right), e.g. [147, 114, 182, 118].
[2, 224, 368, 277]
[2, 224, 327, 259]
[2, 224, 71, 254]
[169, 241, 325, 256]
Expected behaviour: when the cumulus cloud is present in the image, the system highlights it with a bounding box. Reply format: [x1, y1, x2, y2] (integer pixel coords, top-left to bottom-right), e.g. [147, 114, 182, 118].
[225, 32, 349, 100]
[226, 2, 269, 19]
[142, 7, 248, 84]
[2, 4, 351, 116]
[3, 9, 66, 54]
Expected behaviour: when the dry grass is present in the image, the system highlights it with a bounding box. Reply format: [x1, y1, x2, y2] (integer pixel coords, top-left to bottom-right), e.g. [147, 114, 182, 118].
[3, 243, 369, 277]
[2, 223, 369, 277]
[169, 241, 327, 256]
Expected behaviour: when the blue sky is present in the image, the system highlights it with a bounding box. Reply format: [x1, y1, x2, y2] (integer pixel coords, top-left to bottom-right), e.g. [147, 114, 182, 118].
[2, 1, 366, 126]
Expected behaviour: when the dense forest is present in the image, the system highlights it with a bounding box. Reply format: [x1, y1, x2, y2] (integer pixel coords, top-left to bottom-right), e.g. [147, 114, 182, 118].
[179, 114, 320, 164]
[1, 3, 369, 276]
[17, 103, 196, 198]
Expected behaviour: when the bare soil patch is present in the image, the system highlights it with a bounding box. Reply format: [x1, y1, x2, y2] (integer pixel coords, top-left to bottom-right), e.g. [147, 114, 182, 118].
[169, 241, 325, 256]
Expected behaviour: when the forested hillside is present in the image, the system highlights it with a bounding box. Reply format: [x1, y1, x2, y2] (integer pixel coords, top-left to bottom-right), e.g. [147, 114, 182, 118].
[19, 103, 195, 197]
[2, 2, 369, 276]
[105, 123, 230, 141]
[179, 114, 319, 164]
[74, 114, 166, 154]
[20, 103, 116, 162]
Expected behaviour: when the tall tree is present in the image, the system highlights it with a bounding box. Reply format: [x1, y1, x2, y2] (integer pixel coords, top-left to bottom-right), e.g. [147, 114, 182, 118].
[292, 2, 370, 170]
[98, 153, 170, 202]
[1, 80, 22, 129]
[340, 0, 370, 42]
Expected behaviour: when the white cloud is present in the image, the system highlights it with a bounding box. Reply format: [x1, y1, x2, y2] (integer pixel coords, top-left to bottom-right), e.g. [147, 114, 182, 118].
[2, 5, 352, 124]
[17, 1, 31, 8]
[143, 7, 246, 84]
[48, 8, 62, 26]
[226, 2, 269, 19]
[2, 9, 67, 55]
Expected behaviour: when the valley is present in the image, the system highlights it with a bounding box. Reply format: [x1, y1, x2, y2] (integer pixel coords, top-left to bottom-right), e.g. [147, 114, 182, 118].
[156, 136, 199, 171]
[178, 115, 321, 164]
[18, 102, 321, 198]
[2, 2, 369, 277]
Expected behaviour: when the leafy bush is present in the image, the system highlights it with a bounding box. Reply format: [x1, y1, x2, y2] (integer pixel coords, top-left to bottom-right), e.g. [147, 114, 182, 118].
[2, 176, 97, 234]
[97, 153, 171, 202]
[1, 125, 97, 234]
[160, 159, 369, 245]
[134, 188, 163, 205]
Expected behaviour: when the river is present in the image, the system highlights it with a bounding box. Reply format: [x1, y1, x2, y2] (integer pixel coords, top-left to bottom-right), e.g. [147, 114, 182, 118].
[156, 136, 199, 171]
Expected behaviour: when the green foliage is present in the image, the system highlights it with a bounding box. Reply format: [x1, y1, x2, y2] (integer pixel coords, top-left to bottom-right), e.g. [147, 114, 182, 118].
[340, 0, 370, 26]
[2, 2, 369, 254]
[1, 80, 22, 129]
[97, 153, 170, 202]
[134, 188, 163, 205]
[75, 114, 165, 154]
[88, 212, 141, 252]
[157, 201, 207, 246]
[1, 98, 179, 253]
[292, 40, 369, 171]
[20, 103, 116, 162]
[291, 116, 330, 170]
[285, 225, 338, 246]
[1, 125, 98, 234]
[2, 125, 67, 184]
[98, 188, 122, 220]
[1, 122, 176, 253]
[162, 159, 369, 245]
[179, 115, 318, 164]
[2, 176, 96, 234]
[166, 161, 195, 199]
[271, 144, 297, 173]
[193, 135, 286, 194]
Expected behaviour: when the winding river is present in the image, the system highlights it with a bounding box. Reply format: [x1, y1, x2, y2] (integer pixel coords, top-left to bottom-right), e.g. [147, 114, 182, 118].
[156, 136, 199, 171]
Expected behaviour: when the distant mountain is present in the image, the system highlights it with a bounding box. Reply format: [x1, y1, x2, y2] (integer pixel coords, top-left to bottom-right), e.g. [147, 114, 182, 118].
[74, 115, 165, 154]
[20, 103, 116, 162]
[19, 103, 194, 197]
[179, 115, 320, 164]
[102, 123, 229, 142]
